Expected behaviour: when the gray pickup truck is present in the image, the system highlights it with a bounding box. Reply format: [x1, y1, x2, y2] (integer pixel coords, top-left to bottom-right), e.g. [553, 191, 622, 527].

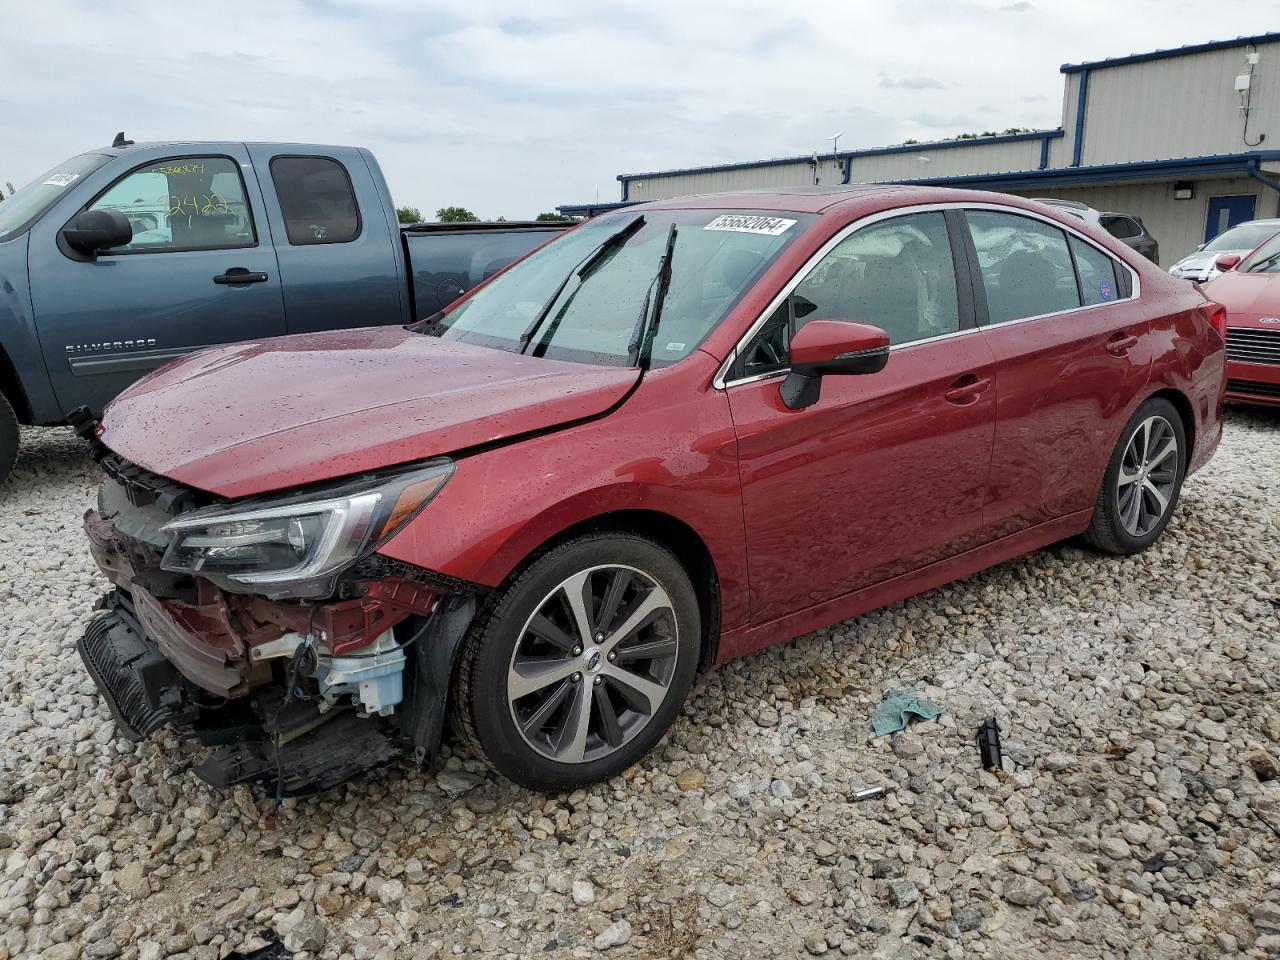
[0, 135, 571, 481]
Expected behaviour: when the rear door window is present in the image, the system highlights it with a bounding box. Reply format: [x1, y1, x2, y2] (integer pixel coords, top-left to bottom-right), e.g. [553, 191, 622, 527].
[269, 156, 361, 245]
[966, 211, 1080, 324]
[1070, 237, 1121, 305]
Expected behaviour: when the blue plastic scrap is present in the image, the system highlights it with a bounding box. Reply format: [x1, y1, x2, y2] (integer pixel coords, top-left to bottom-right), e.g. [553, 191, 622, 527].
[871, 689, 942, 736]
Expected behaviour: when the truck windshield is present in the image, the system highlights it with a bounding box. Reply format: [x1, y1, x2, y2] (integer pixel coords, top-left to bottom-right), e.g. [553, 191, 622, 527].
[426, 209, 812, 367]
[0, 153, 111, 241]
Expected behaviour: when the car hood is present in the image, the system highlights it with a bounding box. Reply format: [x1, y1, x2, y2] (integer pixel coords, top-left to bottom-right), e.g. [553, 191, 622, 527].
[1203, 270, 1280, 324]
[1173, 250, 1243, 273]
[99, 326, 640, 498]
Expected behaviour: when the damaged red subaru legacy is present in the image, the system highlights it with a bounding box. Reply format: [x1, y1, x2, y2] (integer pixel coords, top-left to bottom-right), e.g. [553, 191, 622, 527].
[77, 186, 1226, 795]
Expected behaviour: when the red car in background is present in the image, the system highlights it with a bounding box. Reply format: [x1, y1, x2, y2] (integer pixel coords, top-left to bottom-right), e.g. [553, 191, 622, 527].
[1204, 237, 1280, 406]
[77, 187, 1226, 796]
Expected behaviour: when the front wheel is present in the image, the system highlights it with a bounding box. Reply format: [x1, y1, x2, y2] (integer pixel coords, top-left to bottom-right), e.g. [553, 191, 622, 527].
[0, 393, 18, 486]
[1084, 397, 1186, 555]
[449, 533, 700, 792]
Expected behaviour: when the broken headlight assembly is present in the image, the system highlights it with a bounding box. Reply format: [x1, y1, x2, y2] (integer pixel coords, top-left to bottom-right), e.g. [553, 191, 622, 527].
[160, 460, 453, 598]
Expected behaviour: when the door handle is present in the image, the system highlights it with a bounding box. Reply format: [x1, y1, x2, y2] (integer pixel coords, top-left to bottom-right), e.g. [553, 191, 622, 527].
[214, 268, 269, 285]
[1106, 332, 1139, 356]
[944, 374, 992, 405]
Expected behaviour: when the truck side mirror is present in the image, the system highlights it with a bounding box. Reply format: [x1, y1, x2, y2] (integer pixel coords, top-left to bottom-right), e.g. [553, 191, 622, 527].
[61, 210, 132, 256]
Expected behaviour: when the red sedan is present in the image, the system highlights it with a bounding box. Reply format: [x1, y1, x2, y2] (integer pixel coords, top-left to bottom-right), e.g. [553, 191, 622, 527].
[77, 187, 1226, 794]
[1203, 238, 1280, 406]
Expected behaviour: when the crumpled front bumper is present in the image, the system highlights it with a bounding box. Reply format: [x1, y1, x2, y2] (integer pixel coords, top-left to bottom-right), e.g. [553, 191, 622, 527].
[78, 590, 405, 795]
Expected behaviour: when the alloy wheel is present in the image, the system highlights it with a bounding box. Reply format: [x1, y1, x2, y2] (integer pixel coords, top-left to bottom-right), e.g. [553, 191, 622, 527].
[1117, 415, 1179, 537]
[506, 564, 680, 764]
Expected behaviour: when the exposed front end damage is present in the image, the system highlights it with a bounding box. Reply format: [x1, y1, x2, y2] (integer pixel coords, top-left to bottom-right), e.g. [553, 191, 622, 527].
[78, 448, 480, 795]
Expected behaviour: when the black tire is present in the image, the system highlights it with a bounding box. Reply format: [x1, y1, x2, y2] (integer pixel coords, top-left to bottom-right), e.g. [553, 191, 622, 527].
[449, 532, 700, 792]
[1084, 396, 1187, 555]
[0, 392, 18, 486]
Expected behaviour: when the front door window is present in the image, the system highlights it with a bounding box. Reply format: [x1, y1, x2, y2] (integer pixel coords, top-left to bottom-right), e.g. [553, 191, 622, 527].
[88, 157, 256, 252]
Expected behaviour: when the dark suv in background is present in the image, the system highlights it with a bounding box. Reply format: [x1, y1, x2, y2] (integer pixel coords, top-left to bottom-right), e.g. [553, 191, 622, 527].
[1034, 198, 1160, 264]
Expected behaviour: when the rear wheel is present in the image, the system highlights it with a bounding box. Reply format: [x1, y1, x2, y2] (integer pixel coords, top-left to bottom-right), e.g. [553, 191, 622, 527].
[0, 393, 18, 486]
[1084, 396, 1186, 555]
[449, 533, 700, 792]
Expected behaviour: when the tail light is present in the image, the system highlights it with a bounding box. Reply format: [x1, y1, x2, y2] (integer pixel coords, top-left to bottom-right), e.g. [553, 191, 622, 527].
[1200, 301, 1227, 340]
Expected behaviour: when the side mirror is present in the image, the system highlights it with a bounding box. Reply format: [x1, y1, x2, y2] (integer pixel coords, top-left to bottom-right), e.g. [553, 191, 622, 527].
[1214, 253, 1242, 272]
[780, 319, 890, 410]
[61, 209, 132, 256]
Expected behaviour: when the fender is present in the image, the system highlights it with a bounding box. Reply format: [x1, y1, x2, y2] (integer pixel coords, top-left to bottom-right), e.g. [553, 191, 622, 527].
[377, 353, 754, 633]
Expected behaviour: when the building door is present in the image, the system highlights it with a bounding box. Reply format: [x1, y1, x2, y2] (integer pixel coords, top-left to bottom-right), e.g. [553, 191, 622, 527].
[1204, 195, 1257, 244]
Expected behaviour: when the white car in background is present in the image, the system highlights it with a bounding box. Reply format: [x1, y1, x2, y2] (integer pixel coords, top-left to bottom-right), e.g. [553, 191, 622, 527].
[1168, 219, 1280, 282]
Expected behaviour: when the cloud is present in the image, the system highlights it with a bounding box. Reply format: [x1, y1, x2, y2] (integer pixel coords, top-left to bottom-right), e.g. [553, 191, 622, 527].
[1001, 0, 1032, 9]
[0, 1, 1235, 216]
[879, 76, 947, 90]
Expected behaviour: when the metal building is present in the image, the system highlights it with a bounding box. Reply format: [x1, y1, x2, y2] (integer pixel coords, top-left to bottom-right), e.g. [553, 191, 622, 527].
[559, 32, 1280, 265]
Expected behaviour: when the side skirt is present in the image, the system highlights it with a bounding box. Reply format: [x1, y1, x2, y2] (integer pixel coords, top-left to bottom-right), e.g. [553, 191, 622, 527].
[716, 508, 1093, 663]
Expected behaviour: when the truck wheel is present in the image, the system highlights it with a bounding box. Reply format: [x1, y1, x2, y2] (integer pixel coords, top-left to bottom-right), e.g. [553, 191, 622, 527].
[449, 532, 700, 792]
[1084, 396, 1186, 555]
[0, 392, 18, 485]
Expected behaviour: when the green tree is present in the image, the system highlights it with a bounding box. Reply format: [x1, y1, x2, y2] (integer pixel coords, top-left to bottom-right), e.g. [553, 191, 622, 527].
[436, 206, 480, 223]
[535, 212, 574, 222]
[396, 206, 423, 224]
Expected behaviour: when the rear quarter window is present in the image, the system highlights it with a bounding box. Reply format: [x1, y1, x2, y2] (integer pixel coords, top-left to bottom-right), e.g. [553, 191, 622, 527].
[269, 156, 361, 245]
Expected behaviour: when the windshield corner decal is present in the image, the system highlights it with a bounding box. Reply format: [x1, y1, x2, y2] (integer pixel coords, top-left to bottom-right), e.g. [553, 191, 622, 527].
[704, 214, 796, 236]
[42, 173, 80, 187]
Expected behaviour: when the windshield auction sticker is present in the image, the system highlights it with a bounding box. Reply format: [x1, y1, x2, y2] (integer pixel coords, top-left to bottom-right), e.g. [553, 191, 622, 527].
[704, 214, 797, 236]
[42, 173, 80, 187]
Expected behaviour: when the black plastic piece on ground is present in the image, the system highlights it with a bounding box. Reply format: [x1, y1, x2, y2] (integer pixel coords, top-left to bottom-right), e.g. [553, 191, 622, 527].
[977, 717, 1003, 771]
[225, 931, 291, 959]
[195, 708, 402, 797]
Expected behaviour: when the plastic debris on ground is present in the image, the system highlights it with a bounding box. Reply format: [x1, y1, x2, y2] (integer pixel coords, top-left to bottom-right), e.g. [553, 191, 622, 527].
[870, 688, 942, 736]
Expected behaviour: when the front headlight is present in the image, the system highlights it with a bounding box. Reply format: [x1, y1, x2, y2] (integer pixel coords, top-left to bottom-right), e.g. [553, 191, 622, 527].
[160, 460, 453, 597]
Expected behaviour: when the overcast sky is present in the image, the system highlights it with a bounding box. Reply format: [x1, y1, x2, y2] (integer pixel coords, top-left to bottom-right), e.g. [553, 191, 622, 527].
[2, 2, 1277, 218]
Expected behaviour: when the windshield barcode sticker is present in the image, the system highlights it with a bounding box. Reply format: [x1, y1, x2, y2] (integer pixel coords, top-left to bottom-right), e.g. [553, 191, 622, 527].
[42, 173, 80, 187]
[704, 214, 796, 236]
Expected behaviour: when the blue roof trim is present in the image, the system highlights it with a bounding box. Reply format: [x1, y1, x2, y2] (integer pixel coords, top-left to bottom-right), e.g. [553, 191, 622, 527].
[1061, 32, 1280, 74]
[617, 129, 1064, 183]
[560, 151, 1280, 214]
[904, 151, 1280, 189]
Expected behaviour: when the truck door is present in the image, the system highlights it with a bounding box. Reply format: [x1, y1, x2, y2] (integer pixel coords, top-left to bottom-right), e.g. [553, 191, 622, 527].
[27, 146, 286, 415]
[245, 146, 407, 333]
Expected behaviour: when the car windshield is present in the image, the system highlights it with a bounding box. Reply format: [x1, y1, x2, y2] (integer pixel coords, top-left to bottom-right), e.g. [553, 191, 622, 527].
[1241, 232, 1280, 273]
[0, 153, 110, 240]
[1204, 222, 1280, 252]
[424, 209, 812, 366]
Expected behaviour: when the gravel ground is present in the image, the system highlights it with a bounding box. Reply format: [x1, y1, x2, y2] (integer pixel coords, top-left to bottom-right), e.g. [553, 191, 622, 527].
[1, 411, 1279, 960]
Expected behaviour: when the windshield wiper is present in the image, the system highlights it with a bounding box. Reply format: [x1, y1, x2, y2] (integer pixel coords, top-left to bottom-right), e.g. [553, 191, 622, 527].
[517, 215, 646, 354]
[1248, 250, 1280, 273]
[627, 223, 678, 368]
